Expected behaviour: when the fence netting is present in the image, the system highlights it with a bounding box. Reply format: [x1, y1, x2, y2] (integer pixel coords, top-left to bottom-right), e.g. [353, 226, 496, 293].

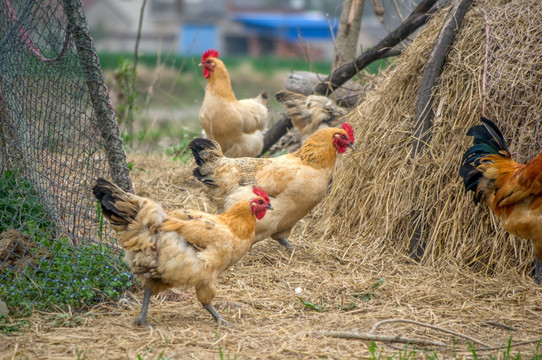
[0, 0, 132, 311]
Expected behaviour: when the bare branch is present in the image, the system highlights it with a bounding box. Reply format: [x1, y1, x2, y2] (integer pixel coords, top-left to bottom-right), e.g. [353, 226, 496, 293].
[313, 331, 447, 347]
[314, 0, 442, 96]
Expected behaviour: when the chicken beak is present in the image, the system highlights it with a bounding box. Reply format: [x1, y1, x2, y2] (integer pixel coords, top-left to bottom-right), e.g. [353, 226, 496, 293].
[267, 203, 274, 210]
[349, 143, 356, 150]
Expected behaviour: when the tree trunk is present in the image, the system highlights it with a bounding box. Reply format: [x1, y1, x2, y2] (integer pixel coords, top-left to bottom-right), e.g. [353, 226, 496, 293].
[333, 0, 365, 70]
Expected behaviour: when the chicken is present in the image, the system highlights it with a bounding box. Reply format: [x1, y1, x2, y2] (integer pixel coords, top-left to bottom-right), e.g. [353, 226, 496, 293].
[275, 90, 348, 143]
[460, 117, 542, 284]
[92, 178, 273, 326]
[189, 123, 355, 248]
[199, 49, 268, 158]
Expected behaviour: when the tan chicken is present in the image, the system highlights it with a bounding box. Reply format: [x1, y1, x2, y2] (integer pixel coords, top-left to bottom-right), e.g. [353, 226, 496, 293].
[199, 49, 268, 158]
[189, 123, 355, 248]
[92, 178, 272, 326]
[275, 90, 348, 143]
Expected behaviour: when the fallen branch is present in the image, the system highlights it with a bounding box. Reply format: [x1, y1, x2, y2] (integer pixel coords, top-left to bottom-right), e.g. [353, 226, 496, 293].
[369, 318, 491, 348]
[313, 331, 446, 347]
[286, 47, 403, 96]
[314, 0, 443, 96]
[260, 114, 292, 156]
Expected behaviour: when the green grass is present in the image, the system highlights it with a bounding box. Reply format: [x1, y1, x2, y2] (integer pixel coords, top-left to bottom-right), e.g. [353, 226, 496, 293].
[98, 51, 334, 75]
[0, 171, 132, 316]
[366, 338, 542, 359]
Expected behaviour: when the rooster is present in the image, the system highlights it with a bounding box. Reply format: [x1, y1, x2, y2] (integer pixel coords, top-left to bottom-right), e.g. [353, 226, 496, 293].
[189, 123, 355, 248]
[199, 49, 268, 158]
[460, 117, 542, 284]
[275, 90, 348, 143]
[92, 178, 273, 326]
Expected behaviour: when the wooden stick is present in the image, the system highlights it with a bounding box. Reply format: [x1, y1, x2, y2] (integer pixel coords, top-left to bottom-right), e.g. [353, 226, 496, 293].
[260, 114, 292, 156]
[313, 330, 447, 347]
[314, 0, 443, 96]
[369, 318, 491, 348]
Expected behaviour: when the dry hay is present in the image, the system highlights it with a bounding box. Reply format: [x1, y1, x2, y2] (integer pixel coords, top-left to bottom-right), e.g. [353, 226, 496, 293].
[1, 145, 541, 358]
[316, 0, 542, 279]
[3, 1, 542, 358]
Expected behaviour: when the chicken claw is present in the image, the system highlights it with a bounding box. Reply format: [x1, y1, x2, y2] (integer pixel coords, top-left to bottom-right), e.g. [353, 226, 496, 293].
[134, 287, 153, 327]
[203, 304, 232, 327]
[276, 238, 292, 249]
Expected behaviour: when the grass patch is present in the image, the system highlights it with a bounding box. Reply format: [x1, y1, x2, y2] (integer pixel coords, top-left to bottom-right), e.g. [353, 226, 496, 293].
[0, 171, 132, 316]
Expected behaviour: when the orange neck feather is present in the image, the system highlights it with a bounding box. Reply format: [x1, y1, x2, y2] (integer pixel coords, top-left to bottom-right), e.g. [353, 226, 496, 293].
[293, 128, 339, 169]
[206, 59, 237, 102]
[219, 201, 256, 240]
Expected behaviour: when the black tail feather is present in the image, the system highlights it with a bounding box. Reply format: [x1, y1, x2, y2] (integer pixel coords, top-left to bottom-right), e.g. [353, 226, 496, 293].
[459, 117, 510, 204]
[188, 138, 222, 187]
[92, 178, 134, 226]
[189, 138, 221, 166]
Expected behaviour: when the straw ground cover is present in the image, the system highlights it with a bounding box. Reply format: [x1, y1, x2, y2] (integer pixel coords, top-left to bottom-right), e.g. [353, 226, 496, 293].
[1, 154, 541, 359]
[2, 0, 542, 358]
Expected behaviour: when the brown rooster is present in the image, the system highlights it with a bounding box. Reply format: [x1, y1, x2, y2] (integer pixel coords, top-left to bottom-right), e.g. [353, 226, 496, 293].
[93, 178, 273, 326]
[460, 117, 542, 284]
[199, 49, 268, 158]
[189, 123, 355, 248]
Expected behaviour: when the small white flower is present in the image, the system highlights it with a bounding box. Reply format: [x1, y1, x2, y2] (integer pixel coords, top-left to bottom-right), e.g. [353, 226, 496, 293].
[295, 287, 302, 294]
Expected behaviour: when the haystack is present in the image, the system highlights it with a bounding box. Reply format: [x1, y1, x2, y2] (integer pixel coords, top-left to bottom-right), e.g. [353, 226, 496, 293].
[314, 0, 542, 278]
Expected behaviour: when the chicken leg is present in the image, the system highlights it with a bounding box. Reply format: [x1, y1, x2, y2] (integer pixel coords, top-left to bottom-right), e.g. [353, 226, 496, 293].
[276, 238, 292, 248]
[134, 287, 153, 326]
[203, 303, 232, 327]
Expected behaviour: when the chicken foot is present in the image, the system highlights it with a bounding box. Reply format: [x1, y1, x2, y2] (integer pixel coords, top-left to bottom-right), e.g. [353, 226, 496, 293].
[203, 303, 232, 327]
[134, 287, 153, 327]
[276, 238, 292, 248]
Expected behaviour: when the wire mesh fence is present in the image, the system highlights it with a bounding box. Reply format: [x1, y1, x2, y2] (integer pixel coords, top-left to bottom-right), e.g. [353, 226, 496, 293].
[0, 0, 132, 312]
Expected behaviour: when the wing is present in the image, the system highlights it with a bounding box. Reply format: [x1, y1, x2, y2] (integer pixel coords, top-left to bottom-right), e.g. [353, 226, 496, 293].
[160, 212, 232, 251]
[237, 98, 268, 133]
[493, 155, 542, 207]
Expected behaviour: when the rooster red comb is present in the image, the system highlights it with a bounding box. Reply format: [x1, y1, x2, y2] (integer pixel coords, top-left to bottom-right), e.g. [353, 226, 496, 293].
[252, 187, 270, 202]
[201, 49, 219, 62]
[341, 122, 355, 142]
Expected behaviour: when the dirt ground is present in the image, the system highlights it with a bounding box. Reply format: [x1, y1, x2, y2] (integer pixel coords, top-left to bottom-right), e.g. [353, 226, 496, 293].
[1, 154, 542, 360]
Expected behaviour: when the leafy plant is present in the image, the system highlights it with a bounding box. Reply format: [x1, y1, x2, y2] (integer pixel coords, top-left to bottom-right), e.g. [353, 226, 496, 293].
[0, 314, 26, 334]
[354, 278, 385, 302]
[0, 171, 133, 315]
[297, 296, 327, 312]
[1, 236, 133, 315]
[114, 56, 139, 141]
[165, 135, 194, 164]
[0, 170, 52, 234]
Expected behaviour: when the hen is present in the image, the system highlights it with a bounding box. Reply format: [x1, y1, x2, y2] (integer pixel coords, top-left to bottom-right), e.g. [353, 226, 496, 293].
[189, 123, 355, 248]
[460, 117, 542, 284]
[275, 90, 348, 143]
[199, 49, 268, 158]
[92, 178, 272, 326]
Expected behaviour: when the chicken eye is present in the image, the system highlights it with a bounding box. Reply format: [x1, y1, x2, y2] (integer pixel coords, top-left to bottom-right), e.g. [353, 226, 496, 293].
[341, 135, 346, 140]
[259, 200, 264, 205]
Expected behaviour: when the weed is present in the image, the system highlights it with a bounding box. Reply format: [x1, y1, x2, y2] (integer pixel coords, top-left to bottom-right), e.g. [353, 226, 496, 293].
[165, 133, 195, 164]
[0, 171, 132, 316]
[114, 56, 140, 141]
[297, 296, 327, 312]
[0, 314, 26, 334]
